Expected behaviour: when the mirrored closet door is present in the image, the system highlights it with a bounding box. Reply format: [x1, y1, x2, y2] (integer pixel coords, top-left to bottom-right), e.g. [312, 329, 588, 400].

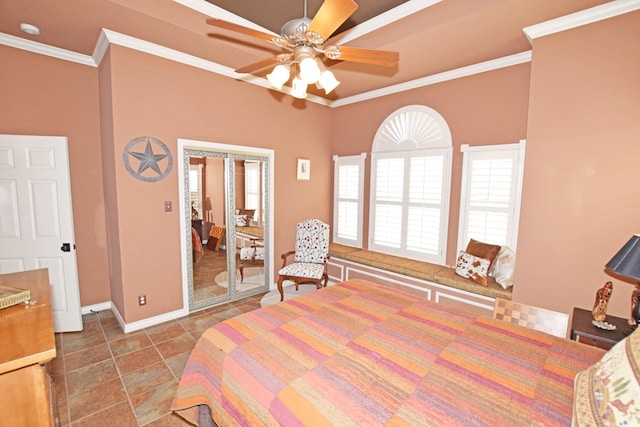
[179, 139, 273, 312]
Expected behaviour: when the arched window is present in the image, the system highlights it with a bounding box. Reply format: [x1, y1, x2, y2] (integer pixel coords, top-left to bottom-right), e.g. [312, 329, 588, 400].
[369, 105, 452, 264]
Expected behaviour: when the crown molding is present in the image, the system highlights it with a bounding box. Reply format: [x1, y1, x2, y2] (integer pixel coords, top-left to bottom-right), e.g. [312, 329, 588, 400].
[172, 0, 278, 35]
[330, 51, 532, 108]
[94, 28, 332, 106]
[0, 32, 96, 66]
[97, 28, 236, 77]
[0, 27, 530, 108]
[330, 0, 442, 45]
[523, 0, 640, 42]
[3, 0, 637, 107]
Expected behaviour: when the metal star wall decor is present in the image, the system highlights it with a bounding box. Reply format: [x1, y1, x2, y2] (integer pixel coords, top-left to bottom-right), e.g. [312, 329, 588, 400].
[123, 136, 173, 182]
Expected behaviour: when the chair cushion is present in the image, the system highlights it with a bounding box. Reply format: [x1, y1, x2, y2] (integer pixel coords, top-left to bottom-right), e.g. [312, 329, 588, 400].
[240, 247, 264, 260]
[279, 262, 325, 279]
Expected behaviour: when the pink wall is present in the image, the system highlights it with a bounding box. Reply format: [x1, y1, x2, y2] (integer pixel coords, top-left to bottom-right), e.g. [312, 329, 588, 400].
[0, 45, 111, 306]
[515, 11, 640, 318]
[103, 45, 333, 322]
[2, 8, 638, 325]
[331, 64, 531, 265]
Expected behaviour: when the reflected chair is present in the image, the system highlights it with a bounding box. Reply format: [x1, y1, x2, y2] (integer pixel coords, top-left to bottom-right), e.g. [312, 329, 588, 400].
[493, 298, 569, 338]
[237, 238, 264, 282]
[277, 219, 330, 302]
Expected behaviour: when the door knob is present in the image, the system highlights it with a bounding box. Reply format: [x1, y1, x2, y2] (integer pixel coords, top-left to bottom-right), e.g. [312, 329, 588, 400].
[60, 243, 74, 252]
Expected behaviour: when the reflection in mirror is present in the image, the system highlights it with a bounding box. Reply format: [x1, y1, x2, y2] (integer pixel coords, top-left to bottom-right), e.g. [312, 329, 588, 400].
[190, 155, 229, 306]
[180, 142, 272, 312]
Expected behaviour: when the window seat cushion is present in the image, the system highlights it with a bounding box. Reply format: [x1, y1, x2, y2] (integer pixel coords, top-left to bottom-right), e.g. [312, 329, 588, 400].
[329, 243, 512, 300]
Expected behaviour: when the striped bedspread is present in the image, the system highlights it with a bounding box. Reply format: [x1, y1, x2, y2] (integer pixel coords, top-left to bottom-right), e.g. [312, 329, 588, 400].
[172, 279, 604, 426]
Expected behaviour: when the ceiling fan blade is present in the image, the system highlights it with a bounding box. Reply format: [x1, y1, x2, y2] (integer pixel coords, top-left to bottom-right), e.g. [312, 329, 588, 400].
[307, 0, 358, 41]
[333, 46, 399, 67]
[235, 56, 283, 74]
[206, 18, 277, 43]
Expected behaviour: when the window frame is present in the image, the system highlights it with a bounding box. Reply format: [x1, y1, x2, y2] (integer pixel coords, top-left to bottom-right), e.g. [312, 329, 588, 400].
[367, 105, 453, 265]
[369, 147, 452, 264]
[457, 140, 526, 254]
[332, 153, 366, 247]
[244, 160, 261, 223]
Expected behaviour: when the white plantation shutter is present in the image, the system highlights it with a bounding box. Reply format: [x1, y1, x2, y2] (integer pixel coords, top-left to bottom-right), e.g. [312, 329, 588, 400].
[333, 154, 366, 247]
[368, 105, 452, 265]
[244, 161, 260, 222]
[458, 141, 526, 253]
[370, 149, 450, 263]
[373, 157, 403, 248]
[189, 165, 202, 217]
[406, 155, 444, 254]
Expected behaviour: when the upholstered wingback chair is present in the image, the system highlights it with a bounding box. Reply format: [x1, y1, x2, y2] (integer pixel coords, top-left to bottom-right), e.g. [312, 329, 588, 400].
[277, 219, 330, 301]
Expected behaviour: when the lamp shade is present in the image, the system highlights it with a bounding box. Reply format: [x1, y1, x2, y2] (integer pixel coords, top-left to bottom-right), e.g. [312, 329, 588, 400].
[605, 234, 640, 280]
[317, 70, 340, 94]
[299, 57, 320, 84]
[291, 77, 308, 99]
[266, 65, 290, 90]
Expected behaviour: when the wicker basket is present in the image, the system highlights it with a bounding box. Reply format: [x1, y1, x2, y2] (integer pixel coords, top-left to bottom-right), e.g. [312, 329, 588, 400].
[0, 285, 31, 310]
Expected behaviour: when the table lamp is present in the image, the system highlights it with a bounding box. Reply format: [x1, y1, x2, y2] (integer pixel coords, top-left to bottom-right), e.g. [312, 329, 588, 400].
[605, 234, 640, 326]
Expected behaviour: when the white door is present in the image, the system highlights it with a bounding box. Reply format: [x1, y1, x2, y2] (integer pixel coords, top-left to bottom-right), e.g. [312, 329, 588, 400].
[0, 135, 82, 332]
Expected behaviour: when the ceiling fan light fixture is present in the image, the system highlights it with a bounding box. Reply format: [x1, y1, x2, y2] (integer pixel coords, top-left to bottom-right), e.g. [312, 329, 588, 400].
[317, 70, 340, 94]
[299, 57, 321, 84]
[266, 64, 290, 90]
[291, 77, 308, 99]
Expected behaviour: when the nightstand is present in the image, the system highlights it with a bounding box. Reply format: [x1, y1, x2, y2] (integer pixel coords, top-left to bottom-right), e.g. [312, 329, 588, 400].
[571, 307, 632, 350]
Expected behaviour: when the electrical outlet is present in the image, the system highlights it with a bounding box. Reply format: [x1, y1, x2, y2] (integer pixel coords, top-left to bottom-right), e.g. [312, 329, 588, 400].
[138, 295, 146, 306]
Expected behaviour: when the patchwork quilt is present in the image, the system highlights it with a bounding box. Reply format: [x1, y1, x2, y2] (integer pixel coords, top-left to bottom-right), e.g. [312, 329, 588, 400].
[172, 279, 604, 426]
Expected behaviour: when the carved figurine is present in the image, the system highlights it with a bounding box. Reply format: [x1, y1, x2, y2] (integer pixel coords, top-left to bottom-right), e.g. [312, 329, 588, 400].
[630, 285, 640, 326]
[592, 281, 613, 322]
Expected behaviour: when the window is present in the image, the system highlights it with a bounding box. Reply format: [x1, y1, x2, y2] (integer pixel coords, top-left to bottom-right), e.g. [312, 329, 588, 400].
[457, 140, 526, 253]
[244, 161, 260, 223]
[369, 105, 452, 264]
[189, 165, 202, 217]
[333, 153, 366, 247]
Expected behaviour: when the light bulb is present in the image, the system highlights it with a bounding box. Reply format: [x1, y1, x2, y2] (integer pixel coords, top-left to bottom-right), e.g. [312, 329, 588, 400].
[291, 77, 308, 99]
[317, 70, 340, 94]
[266, 64, 290, 90]
[299, 57, 320, 84]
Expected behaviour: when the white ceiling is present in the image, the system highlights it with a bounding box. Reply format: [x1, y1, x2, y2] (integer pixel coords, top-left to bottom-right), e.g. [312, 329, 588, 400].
[0, 0, 619, 105]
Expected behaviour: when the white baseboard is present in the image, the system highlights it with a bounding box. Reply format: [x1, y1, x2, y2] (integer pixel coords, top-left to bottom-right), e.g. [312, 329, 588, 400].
[81, 301, 188, 333]
[82, 301, 112, 315]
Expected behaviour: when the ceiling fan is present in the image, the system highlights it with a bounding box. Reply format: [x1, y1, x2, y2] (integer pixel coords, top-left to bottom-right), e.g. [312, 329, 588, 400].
[206, 0, 399, 99]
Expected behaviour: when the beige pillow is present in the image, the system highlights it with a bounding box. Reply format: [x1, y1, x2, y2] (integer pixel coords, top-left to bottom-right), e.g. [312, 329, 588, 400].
[465, 239, 501, 270]
[573, 327, 640, 425]
[491, 246, 516, 289]
[455, 251, 490, 287]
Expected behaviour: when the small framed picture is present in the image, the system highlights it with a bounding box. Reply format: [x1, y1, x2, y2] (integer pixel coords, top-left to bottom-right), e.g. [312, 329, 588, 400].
[297, 158, 310, 180]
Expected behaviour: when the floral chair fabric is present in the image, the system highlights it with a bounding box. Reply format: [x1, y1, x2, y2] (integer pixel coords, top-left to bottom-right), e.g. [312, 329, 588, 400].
[240, 246, 264, 260]
[237, 240, 264, 283]
[277, 219, 330, 301]
[292, 219, 330, 264]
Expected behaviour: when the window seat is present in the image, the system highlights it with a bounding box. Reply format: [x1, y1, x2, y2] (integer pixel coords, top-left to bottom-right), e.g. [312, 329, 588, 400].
[328, 243, 512, 301]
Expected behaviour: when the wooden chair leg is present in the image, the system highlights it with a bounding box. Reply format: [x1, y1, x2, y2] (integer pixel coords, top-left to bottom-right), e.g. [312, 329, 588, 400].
[239, 264, 244, 282]
[277, 277, 285, 301]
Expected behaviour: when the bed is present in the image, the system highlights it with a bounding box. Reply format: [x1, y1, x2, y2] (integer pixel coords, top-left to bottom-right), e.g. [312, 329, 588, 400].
[192, 227, 204, 263]
[172, 279, 636, 426]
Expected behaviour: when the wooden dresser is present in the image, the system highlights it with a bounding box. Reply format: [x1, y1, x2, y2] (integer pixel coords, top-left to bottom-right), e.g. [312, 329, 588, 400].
[0, 269, 58, 426]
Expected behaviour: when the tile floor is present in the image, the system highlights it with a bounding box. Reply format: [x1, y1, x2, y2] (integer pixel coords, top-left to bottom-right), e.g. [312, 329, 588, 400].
[52, 292, 265, 426]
